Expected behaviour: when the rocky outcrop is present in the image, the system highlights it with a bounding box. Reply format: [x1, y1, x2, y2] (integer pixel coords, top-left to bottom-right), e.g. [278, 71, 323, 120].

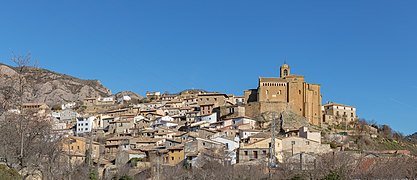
[0, 63, 112, 107]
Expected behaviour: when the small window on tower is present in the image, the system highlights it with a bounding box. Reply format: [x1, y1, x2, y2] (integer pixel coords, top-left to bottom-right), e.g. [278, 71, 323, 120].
[284, 69, 288, 76]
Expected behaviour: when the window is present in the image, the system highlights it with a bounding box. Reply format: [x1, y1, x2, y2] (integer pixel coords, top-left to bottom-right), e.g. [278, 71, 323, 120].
[244, 151, 248, 155]
[266, 90, 269, 95]
[306, 141, 310, 145]
[291, 141, 296, 145]
[254, 151, 258, 159]
[85, 128, 88, 131]
[283, 69, 288, 76]
[171, 157, 174, 161]
[85, 123, 88, 126]
[203, 142, 206, 146]
[299, 90, 301, 94]
[263, 150, 267, 155]
[214, 98, 217, 101]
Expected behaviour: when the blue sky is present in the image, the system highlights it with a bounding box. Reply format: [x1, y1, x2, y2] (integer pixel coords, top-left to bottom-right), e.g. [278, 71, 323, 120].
[0, 1, 416, 134]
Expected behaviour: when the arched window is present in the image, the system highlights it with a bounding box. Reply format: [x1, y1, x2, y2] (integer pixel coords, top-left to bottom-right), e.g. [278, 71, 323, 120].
[283, 69, 288, 76]
[266, 90, 269, 95]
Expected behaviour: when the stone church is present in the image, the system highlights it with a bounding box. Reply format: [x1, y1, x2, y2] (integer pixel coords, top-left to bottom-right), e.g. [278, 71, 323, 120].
[244, 64, 322, 126]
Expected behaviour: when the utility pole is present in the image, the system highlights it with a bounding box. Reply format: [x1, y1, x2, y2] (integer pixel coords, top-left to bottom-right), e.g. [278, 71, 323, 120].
[88, 130, 93, 167]
[269, 112, 277, 179]
[156, 151, 160, 180]
[67, 139, 73, 180]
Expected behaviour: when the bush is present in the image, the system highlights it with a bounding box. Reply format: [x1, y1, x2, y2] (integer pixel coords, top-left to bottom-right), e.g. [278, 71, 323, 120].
[322, 171, 340, 180]
[0, 165, 21, 180]
[129, 157, 144, 167]
[119, 175, 133, 180]
[329, 142, 339, 149]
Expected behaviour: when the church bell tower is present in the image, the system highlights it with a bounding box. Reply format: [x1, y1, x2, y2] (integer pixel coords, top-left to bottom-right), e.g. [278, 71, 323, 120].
[280, 63, 290, 78]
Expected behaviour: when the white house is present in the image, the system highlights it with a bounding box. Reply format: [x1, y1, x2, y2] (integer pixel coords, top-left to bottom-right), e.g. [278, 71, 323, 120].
[211, 136, 240, 165]
[232, 117, 257, 129]
[298, 127, 322, 143]
[101, 97, 114, 102]
[197, 113, 217, 124]
[117, 96, 132, 104]
[133, 115, 146, 123]
[51, 112, 61, 119]
[61, 102, 76, 110]
[239, 129, 262, 139]
[152, 116, 178, 128]
[76, 117, 95, 134]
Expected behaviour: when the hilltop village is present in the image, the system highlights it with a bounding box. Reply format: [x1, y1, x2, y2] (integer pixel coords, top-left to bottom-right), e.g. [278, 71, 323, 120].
[6, 63, 412, 179]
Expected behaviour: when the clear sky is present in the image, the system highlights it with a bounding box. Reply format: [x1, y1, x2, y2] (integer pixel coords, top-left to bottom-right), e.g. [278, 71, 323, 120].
[0, 1, 416, 134]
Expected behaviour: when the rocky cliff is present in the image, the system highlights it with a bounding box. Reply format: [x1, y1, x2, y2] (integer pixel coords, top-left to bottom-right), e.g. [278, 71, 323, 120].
[0, 63, 112, 107]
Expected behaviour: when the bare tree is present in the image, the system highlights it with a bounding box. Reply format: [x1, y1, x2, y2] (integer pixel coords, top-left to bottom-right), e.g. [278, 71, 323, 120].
[0, 53, 66, 179]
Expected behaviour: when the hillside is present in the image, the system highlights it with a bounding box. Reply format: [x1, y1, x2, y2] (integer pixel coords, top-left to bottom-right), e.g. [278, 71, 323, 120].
[0, 63, 112, 107]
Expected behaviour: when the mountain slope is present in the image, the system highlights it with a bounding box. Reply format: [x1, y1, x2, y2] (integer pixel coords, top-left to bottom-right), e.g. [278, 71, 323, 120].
[0, 63, 112, 107]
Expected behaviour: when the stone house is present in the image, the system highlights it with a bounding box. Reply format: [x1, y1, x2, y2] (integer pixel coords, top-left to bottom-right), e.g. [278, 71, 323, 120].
[105, 136, 132, 154]
[108, 119, 134, 135]
[129, 137, 165, 149]
[238, 137, 283, 163]
[163, 145, 185, 166]
[322, 102, 357, 125]
[62, 136, 100, 164]
[281, 136, 331, 159]
[184, 138, 226, 168]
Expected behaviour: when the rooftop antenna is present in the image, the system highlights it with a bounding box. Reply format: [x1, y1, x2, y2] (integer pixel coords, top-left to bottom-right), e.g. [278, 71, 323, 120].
[284, 56, 287, 64]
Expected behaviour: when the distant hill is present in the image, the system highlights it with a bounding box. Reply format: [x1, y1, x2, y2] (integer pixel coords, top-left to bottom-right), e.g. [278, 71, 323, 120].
[0, 63, 112, 107]
[115, 91, 144, 100]
[179, 89, 208, 95]
[406, 132, 417, 143]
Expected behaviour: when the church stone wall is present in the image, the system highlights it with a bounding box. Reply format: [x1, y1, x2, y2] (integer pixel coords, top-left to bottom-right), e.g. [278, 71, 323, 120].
[244, 64, 323, 126]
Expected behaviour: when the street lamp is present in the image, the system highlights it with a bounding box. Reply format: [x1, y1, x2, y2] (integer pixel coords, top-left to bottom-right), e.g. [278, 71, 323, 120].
[291, 141, 295, 156]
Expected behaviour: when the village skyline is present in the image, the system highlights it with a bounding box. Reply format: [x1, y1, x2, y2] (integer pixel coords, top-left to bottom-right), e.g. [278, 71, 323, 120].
[1, 1, 416, 135]
[1, 1, 417, 179]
